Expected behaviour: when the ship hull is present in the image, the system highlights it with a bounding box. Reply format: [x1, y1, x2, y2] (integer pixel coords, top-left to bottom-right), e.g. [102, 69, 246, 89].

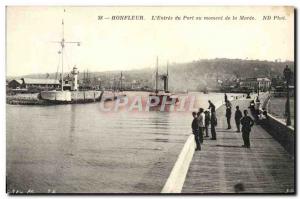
[41, 90, 72, 103]
[40, 90, 124, 104]
[71, 91, 102, 103]
[149, 92, 179, 106]
[101, 91, 127, 101]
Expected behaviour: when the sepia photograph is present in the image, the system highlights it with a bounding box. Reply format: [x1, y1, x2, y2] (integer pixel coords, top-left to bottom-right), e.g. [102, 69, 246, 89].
[6, 6, 295, 194]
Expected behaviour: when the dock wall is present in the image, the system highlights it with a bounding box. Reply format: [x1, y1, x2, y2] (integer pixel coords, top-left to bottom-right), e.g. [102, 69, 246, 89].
[262, 114, 294, 156]
[261, 96, 295, 156]
[71, 91, 102, 103]
[6, 91, 104, 105]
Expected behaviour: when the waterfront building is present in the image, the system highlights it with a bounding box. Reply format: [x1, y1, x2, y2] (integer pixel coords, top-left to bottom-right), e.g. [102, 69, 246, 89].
[131, 80, 141, 90]
[8, 66, 80, 91]
[239, 77, 271, 92]
[220, 79, 240, 92]
[7, 79, 23, 89]
[257, 78, 272, 91]
[8, 78, 60, 90]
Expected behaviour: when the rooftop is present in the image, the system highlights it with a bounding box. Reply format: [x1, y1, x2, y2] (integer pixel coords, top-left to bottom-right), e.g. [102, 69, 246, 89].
[22, 78, 60, 85]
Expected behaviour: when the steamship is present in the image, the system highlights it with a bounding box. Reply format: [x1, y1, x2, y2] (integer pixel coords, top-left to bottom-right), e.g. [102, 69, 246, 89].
[149, 57, 179, 106]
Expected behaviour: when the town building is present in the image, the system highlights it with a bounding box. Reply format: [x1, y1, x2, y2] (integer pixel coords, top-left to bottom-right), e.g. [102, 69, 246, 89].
[7, 79, 23, 89]
[239, 77, 271, 92]
[131, 80, 141, 90]
[257, 77, 272, 91]
[8, 67, 80, 91]
[8, 78, 60, 90]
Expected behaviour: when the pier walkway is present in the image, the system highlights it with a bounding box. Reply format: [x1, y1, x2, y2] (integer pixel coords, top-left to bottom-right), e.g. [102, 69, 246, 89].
[182, 99, 295, 193]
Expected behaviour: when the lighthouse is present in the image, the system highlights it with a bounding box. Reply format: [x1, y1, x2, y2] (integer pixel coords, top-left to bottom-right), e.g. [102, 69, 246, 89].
[71, 66, 79, 91]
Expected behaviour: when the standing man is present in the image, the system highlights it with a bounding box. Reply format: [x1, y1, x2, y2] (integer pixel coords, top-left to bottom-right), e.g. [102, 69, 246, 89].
[225, 101, 232, 129]
[191, 112, 201, 151]
[235, 106, 243, 132]
[204, 110, 211, 137]
[198, 108, 205, 143]
[208, 100, 216, 113]
[224, 93, 228, 103]
[208, 100, 217, 140]
[241, 110, 254, 148]
[255, 97, 261, 116]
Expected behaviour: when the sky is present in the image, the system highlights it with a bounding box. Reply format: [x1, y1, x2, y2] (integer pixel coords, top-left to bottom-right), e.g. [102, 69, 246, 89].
[6, 6, 294, 76]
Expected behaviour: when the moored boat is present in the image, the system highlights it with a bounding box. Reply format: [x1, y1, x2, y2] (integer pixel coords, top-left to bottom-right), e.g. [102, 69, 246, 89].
[41, 90, 71, 103]
[40, 13, 81, 103]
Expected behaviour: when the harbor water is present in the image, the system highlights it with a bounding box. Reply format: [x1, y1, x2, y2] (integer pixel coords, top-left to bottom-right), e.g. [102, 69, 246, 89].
[6, 91, 242, 193]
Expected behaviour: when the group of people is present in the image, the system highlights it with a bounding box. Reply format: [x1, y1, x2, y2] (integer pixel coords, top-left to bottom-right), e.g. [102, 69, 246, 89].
[249, 97, 268, 124]
[191, 100, 217, 150]
[191, 94, 255, 150]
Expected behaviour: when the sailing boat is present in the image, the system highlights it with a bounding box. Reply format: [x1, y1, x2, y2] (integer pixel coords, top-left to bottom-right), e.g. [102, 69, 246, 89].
[40, 12, 80, 103]
[149, 57, 179, 106]
[114, 71, 127, 99]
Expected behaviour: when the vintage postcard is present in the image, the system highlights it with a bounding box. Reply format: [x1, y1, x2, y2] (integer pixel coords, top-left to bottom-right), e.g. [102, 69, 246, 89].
[6, 6, 295, 194]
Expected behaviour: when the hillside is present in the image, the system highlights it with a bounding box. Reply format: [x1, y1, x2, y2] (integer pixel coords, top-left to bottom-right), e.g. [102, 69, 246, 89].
[8, 58, 294, 92]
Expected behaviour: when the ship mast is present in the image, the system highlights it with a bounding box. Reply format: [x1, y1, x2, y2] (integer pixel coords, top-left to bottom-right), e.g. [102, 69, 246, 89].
[155, 56, 159, 93]
[120, 71, 123, 91]
[53, 9, 81, 91]
[61, 19, 64, 91]
[167, 61, 169, 76]
[166, 61, 169, 92]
